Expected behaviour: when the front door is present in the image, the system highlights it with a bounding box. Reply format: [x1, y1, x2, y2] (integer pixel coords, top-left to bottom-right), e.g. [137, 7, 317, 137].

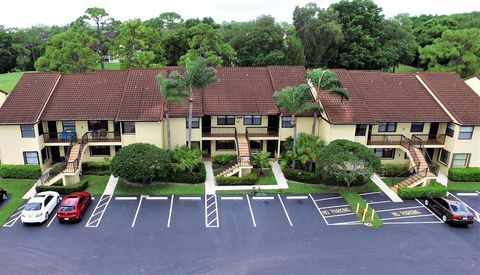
[266, 140, 278, 156]
[50, 147, 61, 163]
[47, 121, 57, 140]
[267, 115, 279, 134]
[202, 116, 211, 135]
[429, 123, 439, 140]
[202, 140, 211, 156]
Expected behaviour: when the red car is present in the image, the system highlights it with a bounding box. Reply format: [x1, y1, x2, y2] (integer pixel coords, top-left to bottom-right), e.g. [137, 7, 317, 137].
[57, 192, 92, 222]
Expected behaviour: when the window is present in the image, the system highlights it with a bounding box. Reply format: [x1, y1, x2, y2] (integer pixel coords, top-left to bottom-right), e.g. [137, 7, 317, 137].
[250, 140, 263, 152]
[374, 148, 395, 159]
[446, 123, 455, 138]
[41, 148, 49, 163]
[458, 126, 474, 140]
[439, 149, 450, 165]
[217, 116, 235, 125]
[355, 125, 367, 136]
[244, 115, 261, 125]
[90, 146, 111, 156]
[186, 117, 200, 128]
[378, 122, 396, 132]
[186, 141, 201, 148]
[282, 116, 293, 128]
[215, 140, 235, 150]
[44, 196, 53, 205]
[62, 121, 76, 132]
[122, 122, 136, 134]
[88, 120, 108, 131]
[38, 123, 44, 136]
[20, 125, 35, 138]
[23, 151, 39, 165]
[410, 122, 424, 133]
[451, 154, 470, 167]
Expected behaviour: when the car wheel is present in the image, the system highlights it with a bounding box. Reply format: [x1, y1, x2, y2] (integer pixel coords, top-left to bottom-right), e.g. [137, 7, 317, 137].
[442, 215, 448, 223]
[424, 199, 429, 206]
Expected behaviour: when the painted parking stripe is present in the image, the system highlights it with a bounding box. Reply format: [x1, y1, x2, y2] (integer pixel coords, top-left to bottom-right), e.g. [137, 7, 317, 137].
[167, 195, 174, 228]
[376, 206, 424, 213]
[324, 212, 356, 218]
[252, 196, 275, 200]
[246, 195, 257, 227]
[179, 196, 201, 200]
[278, 194, 293, 227]
[415, 199, 444, 223]
[145, 196, 168, 200]
[115, 197, 137, 201]
[359, 192, 382, 196]
[382, 214, 435, 221]
[319, 204, 350, 210]
[46, 213, 57, 227]
[456, 193, 478, 196]
[205, 195, 219, 228]
[286, 196, 309, 200]
[313, 196, 343, 202]
[131, 196, 145, 228]
[368, 200, 392, 205]
[309, 194, 329, 225]
[85, 195, 112, 228]
[3, 205, 25, 227]
[383, 221, 443, 225]
[220, 196, 243, 200]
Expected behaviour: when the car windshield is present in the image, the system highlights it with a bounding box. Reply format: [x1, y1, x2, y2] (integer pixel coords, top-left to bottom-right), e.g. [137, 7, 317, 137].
[59, 205, 75, 212]
[24, 203, 42, 211]
[451, 204, 469, 213]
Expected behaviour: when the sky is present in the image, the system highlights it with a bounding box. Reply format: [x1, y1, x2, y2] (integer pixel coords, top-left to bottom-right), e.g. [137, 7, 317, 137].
[1, 0, 479, 28]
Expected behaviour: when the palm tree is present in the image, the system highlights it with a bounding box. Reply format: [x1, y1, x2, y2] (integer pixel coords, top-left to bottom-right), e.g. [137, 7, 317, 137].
[183, 58, 217, 149]
[171, 145, 204, 173]
[305, 69, 349, 136]
[157, 72, 189, 150]
[294, 133, 325, 172]
[252, 151, 271, 175]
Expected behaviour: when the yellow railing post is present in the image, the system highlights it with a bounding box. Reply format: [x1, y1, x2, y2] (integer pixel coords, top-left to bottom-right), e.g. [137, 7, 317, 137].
[362, 204, 369, 222]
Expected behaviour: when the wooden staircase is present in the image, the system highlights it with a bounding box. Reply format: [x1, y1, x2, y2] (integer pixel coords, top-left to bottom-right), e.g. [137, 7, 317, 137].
[65, 143, 82, 173]
[236, 134, 250, 158]
[217, 163, 241, 177]
[215, 132, 252, 178]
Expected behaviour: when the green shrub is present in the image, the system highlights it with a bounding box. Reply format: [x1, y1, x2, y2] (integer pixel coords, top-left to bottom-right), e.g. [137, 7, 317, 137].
[49, 163, 65, 177]
[381, 163, 410, 177]
[398, 182, 447, 199]
[212, 154, 237, 166]
[82, 162, 111, 176]
[0, 165, 41, 179]
[163, 164, 206, 184]
[448, 168, 480, 182]
[36, 179, 89, 195]
[216, 173, 258, 185]
[111, 143, 171, 183]
[283, 168, 320, 184]
[171, 146, 204, 173]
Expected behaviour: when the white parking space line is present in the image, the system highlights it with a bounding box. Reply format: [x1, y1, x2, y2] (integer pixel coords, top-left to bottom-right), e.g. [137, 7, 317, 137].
[220, 196, 243, 200]
[3, 205, 25, 227]
[278, 195, 293, 227]
[145, 196, 168, 200]
[205, 195, 219, 228]
[455, 193, 478, 196]
[415, 199, 444, 223]
[447, 192, 480, 222]
[85, 195, 112, 228]
[252, 196, 275, 200]
[368, 200, 392, 205]
[313, 196, 343, 202]
[376, 206, 424, 213]
[383, 221, 443, 225]
[115, 197, 137, 201]
[131, 196, 144, 228]
[382, 214, 435, 221]
[246, 195, 257, 227]
[328, 221, 362, 226]
[167, 195, 174, 228]
[286, 196, 309, 200]
[359, 192, 382, 196]
[318, 204, 350, 210]
[46, 214, 57, 227]
[309, 194, 329, 225]
[477, 191, 480, 196]
[324, 212, 356, 218]
[179, 196, 201, 200]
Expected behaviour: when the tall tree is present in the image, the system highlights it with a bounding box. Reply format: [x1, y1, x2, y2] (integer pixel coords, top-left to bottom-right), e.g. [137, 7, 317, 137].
[419, 28, 480, 77]
[84, 7, 111, 70]
[0, 27, 17, 73]
[157, 72, 190, 150]
[305, 69, 349, 136]
[293, 3, 343, 68]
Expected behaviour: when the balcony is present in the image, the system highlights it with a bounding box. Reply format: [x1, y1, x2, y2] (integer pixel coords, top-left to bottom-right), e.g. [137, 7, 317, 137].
[202, 127, 236, 138]
[367, 135, 410, 147]
[82, 131, 121, 143]
[245, 127, 279, 138]
[43, 132, 78, 143]
[44, 131, 121, 143]
[411, 134, 446, 146]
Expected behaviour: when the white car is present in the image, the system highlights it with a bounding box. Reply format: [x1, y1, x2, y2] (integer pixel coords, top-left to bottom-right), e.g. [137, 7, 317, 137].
[21, 191, 61, 224]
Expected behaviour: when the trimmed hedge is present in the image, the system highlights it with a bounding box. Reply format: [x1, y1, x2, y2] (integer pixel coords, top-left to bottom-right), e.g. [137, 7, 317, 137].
[212, 154, 237, 166]
[381, 163, 410, 177]
[36, 179, 89, 195]
[448, 168, 480, 182]
[216, 173, 258, 185]
[162, 165, 206, 184]
[283, 168, 320, 184]
[0, 165, 41, 179]
[398, 182, 447, 199]
[82, 162, 111, 176]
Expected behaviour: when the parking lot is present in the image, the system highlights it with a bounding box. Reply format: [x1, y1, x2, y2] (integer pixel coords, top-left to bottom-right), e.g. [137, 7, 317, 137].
[1, 192, 479, 274]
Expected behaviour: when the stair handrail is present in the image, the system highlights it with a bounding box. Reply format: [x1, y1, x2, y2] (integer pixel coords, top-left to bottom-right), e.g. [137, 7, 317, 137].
[245, 128, 252, 159]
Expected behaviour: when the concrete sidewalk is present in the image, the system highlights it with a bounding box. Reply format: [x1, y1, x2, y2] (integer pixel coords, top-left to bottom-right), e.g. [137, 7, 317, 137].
[103, 175, 119, 195]
[204, 161, 216, 195]
[370, 173, 403, 203]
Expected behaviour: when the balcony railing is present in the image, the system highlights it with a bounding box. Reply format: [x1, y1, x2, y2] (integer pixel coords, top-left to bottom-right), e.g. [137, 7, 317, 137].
[245, 127, 279, 137]
[367, 135, 411, 148]
[44, 131, 120, 143]
[83, 131, 121, 143]
[202, 127, 236, 137]
[411, 134, 446, 146]
[43, 131, 77, 143]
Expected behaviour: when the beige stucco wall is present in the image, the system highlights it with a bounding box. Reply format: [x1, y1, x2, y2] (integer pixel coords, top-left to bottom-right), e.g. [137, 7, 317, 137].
[370, 122, 446, 138]
[465, 77, 480, 97]
[81, 145, 117, 162]
[438, 125, 480, 172]
[210, 115, 269, 134]
[279, 116, 313, 140]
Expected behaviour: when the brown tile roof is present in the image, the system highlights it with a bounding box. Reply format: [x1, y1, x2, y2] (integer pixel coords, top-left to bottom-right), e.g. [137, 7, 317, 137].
[41, 70, 128, 121]
[0, 72, 60, 124]
[319, 69, 452, 124]
[419, 72, 480, 125]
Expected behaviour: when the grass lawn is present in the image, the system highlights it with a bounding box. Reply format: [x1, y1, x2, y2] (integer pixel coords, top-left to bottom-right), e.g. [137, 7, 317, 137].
[342, 191, 383, 228]
[95, 62, 121, 70]
[114, 180, 205, 195]
[392, 64, 422, 73]
[256, 169, 277, 185]
[83, 175, 110, 195]
[0, 72, 28, 92]
[0, 178, 35, 226]
[447, 181, 480, 191]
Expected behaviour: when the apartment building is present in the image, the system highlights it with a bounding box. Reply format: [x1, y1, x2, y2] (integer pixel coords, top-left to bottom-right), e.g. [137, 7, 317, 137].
[0, 67, 478, 186]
